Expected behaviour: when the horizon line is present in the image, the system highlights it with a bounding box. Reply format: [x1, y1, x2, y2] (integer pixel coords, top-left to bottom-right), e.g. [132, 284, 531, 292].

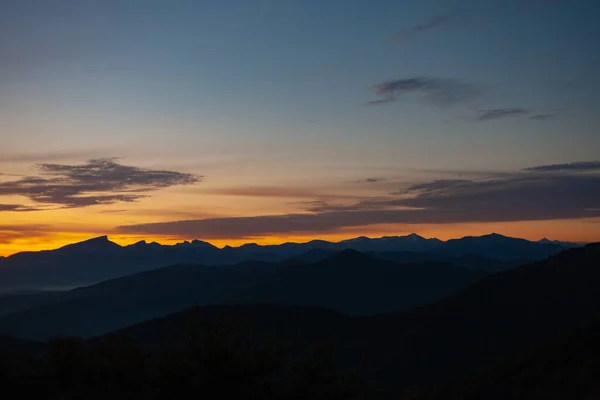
[1, 232, 590, 258]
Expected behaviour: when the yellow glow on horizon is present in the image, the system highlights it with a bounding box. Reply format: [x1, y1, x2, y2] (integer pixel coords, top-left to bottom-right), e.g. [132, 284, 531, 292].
[1, 218, 598, 257]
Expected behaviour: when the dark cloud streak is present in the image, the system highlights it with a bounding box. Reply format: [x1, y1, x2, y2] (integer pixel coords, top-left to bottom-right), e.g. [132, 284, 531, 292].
[368, 76, 482, 107]
[523, 161, 600, 172]
[529, 113, 555, 120]
[0, 204, 40, 212]
[118, 161, 600, 238]
[475, 108, 530, 121]
[392, 8, 462, 42]
[0, 158, 201, 210]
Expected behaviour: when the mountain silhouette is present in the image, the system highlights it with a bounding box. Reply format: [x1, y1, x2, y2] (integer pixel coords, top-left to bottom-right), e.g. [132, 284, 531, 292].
[370, 250, 530, 272]
[58, 235, 121, 253]
[403, 315, 600, 399]
[0, 233, 576, 292]
[233, 250, 487, 315]
[0, 243, 598, 398]
[89, 242, 600, 395]
[438, 233, 569, 260]
[0, 252, 485, 339]
[349, 242, 600, 392]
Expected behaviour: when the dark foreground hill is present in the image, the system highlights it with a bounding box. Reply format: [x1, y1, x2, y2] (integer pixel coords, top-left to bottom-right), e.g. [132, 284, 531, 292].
[401, 315, 600, 400]
[348, 242, 600, 393]
[0, 334, 42, 358]
[0, 252, 486, 340]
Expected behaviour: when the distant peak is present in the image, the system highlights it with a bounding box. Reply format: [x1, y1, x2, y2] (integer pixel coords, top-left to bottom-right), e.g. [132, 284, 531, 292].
[175, 239, 217, 249]
[126, 240, 149, 248]
[307, 239, 332, 244]
[340, 236, 370, 243]
[482, 233, 511, 239]
[92, 235, 109, 241]
[60, 235, 120, 251]
[80, 235, 112, 244]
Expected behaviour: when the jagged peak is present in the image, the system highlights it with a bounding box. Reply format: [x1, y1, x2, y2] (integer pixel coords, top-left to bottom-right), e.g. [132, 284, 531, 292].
[125, 240, 153, 249]
[340, 236, 370, 243]
[60, 235, 120, 251]
[174, 239, 216, 248]
[240, 243, 261, 248]
[485, 233, 508, 238]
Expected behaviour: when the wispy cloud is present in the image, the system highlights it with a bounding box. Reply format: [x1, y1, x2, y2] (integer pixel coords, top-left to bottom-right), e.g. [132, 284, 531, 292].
[392, 8, 462, 42]
[118, 161, 600, 238]
[204, 186, 329, 199]
[349, 178, 387, 184]
[0, 204, 39, 212]
[523, 161, 600, 172]
[97, 209, 129, 214]
[529, 113, 555, 121]
[475, 108, 530, 121]
[201, 186, 361, 201]
[368, 76, 482, 107]
[0, 158, 201, 210]
[0, 224, 54, 244]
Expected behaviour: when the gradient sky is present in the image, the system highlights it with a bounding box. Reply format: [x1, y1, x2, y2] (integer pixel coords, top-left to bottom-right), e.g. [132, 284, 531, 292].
[1, 0, 599, 255]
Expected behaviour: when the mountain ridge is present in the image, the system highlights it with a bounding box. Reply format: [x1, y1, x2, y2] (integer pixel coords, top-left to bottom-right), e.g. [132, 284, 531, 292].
[0, 233, 582, 292]
[1, 232, 582, 257]
[0, 251, 488, 339]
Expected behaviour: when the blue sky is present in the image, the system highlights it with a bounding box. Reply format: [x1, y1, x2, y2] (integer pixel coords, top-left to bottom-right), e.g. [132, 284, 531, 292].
[0, 0, 599, 252]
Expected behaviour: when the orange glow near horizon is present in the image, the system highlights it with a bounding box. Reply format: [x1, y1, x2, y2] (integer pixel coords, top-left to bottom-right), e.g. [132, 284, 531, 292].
[1, 219, 598, 257]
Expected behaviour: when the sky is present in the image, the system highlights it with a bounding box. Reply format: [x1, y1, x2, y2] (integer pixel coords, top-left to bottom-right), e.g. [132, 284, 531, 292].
[1, 0, 599, 255]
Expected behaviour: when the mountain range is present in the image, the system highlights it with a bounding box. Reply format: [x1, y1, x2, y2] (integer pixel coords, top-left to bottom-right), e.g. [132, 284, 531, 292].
[0, 241, 598, 398]
[94, 242, 600, 396]
[0, 233, 579, 292]
[0, 251, 487, 339]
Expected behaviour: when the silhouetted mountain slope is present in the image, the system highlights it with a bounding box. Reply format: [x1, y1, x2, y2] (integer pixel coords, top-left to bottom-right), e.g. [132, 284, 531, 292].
[0, 252, 487, 339]
[339, 234, 442, 252]
[0, 291, 66, 316]
[438, 233, 567, 260]
[0, 334, 42, 358]
[59, 235, 121, 253]
[234, 250, 488, 315]
[538, 237, 582, 248]
[108, 304, 351, 353]
[0, 243, 598, 398]
[0, 261, 284, 340]
[402, 316, 600, 400]
[370, 251, 529, 272]
[0, 233, 576, 292]
[349, 243, 600, 392]
[99, 243, 600, 395]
